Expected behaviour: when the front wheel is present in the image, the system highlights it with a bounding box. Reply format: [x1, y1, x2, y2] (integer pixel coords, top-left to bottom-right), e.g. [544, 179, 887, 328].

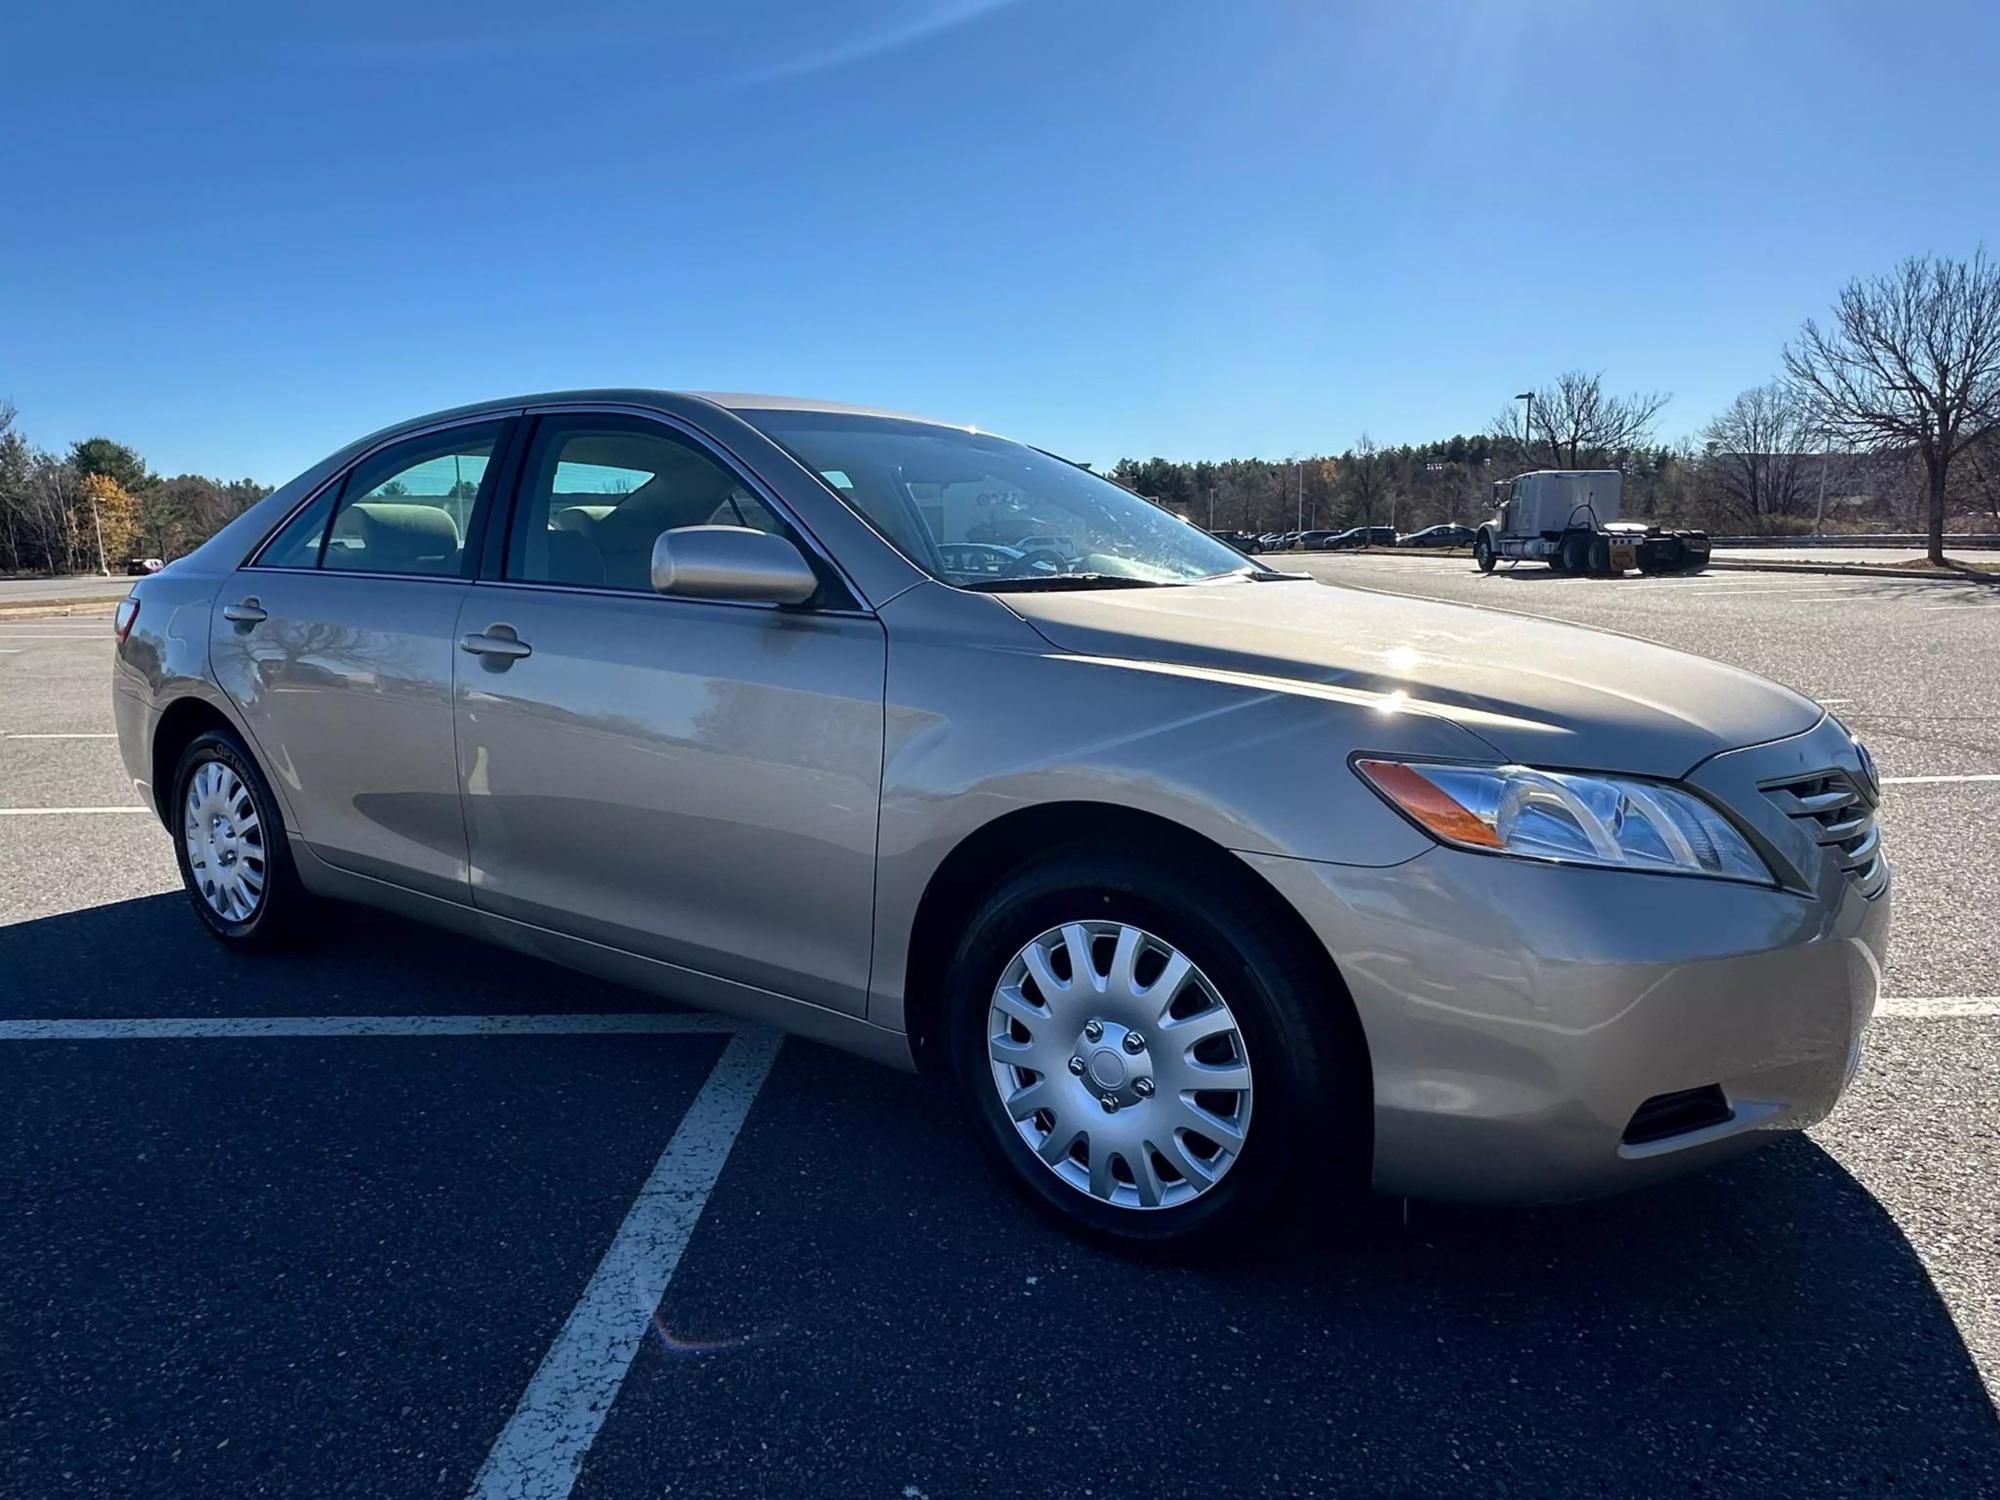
[944, 850, 1364, 1252]
[1474, 533, 1496, 572]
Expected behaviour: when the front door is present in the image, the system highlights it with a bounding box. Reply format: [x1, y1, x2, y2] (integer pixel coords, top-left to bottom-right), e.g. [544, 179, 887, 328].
[209, 419, 512, 902]
[453, 412, 886, 1015]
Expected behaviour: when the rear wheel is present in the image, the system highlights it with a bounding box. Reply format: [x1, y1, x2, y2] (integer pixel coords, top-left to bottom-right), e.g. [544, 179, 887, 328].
[171, 728, 308, 949]
[944, 849, 1365, 1252]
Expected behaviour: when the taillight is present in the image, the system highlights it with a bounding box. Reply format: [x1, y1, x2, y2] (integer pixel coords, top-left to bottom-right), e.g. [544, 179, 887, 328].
[114, 597, 140, 643]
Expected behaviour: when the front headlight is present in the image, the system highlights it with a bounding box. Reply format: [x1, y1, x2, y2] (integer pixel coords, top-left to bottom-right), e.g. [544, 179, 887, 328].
[1355, 759, 1774, 884]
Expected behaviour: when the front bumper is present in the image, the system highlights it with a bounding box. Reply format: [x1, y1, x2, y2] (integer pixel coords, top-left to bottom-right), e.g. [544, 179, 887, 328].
[1243, 842, 1889, 1205]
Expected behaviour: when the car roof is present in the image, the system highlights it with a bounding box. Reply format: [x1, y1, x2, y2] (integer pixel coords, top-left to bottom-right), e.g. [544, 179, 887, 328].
[380, 388, 971, 434]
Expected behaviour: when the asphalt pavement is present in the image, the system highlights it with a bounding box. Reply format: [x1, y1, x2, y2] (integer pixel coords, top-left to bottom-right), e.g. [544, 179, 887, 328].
[2, 571, 1997, 1499]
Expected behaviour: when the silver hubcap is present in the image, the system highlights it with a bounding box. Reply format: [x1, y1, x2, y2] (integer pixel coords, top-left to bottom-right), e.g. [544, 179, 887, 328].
[183, 760, 265, 922]
[988, 920, 1253, 1211]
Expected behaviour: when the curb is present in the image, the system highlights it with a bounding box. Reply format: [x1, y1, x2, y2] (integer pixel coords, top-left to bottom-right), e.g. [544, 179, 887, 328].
[1706, 559, 2000, 584]
[0, 599, 122, 619]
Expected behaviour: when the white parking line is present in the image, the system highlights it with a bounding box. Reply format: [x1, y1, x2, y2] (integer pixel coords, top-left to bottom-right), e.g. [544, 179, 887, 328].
[1881, 774, 2000, 785]
[0, 1007, 781, 1496]
[0, 1012, 740, 1040]
[469, 1029, 782, 1500]
[1877, 996, 2000, 1019]
[0, 806, 150, 816]
[4, 732, 116, 739]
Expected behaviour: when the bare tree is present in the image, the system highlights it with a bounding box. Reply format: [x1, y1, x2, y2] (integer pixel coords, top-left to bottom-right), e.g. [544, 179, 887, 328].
[1700, 382, 1818, 527]
[1493, 370, 1668, 469]
[0, 401, 28, 573]
[1784, 249, 2000, 564]
[1337, 435, 1391, 526]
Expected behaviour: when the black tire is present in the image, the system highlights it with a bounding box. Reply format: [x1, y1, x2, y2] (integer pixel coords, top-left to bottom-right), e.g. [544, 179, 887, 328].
[169, 727, 309, 949]
[1474, 533, 1496, 573]
[1560, 531, 1590, 574]
[942, 847, 1367, 1254]
[1587, 535, 1612, 575]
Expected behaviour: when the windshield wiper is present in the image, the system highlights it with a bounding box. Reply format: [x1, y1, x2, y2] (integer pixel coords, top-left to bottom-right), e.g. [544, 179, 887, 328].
[959, 573, 1167, 592]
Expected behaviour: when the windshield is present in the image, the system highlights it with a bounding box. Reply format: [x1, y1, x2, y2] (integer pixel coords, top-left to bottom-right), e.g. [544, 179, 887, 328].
[741, 409, 1258, 588]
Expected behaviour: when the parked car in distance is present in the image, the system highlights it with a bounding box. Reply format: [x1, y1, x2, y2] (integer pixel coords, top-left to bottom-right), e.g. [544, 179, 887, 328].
[1398, 525, 1478, 549]
[113, 389, 1890, 1252]
[125, 557, 165, 575]
[1323, 526, 1377, 550]
[1206, 529, 1262, 554]
[1295, 530, 1342, 551]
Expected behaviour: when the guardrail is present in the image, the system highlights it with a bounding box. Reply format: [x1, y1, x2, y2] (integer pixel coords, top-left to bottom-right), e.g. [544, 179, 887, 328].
[1710, 533, 2000, 549]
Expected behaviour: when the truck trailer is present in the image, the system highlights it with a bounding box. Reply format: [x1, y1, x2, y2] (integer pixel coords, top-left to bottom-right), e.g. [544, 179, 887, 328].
[1473, 470, 1710, 576]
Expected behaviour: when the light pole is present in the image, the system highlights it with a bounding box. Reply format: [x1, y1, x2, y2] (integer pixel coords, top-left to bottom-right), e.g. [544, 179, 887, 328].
[1515, 390, 1534, 463]
[88, 492, 109, 576]
[1294, 459, 1304, 532]
[1813, 435, 1832, 536]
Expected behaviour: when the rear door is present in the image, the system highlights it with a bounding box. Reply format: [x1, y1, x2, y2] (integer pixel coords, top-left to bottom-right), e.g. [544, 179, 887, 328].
[451, 410, 887, 1015]
[209, 418, 516, 902]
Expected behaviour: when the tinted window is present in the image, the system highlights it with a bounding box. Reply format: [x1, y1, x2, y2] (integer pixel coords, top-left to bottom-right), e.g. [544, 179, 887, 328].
[255, 483, 341, 569]
[323, 424, 504, 577]
[507, 418, 795, 593]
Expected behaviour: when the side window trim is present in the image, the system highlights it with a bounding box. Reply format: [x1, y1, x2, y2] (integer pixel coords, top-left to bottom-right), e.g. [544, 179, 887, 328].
[320, 417, 516, 581]
[490, 406, 868, 612]
[484, 406, 865, 612]
[244, 412, 523, 576]
[245, 471, 346, 570]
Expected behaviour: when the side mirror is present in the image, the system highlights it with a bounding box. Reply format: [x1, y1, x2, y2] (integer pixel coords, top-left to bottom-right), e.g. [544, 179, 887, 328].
[650, 525, 818, 606]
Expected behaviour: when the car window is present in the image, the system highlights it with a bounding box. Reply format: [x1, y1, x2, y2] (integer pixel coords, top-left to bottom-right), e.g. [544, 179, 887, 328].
[321, 424, 504, 577]
[507, 418, 797, 593]
[737, 409, 1254, 589]
[253, 483, 342, 569]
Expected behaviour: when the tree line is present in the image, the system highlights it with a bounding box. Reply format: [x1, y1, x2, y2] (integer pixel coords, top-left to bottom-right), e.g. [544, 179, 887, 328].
[0, 406, 268, 575]
[6, 252, 1996, 574]
[1111, 250, 2000, 563]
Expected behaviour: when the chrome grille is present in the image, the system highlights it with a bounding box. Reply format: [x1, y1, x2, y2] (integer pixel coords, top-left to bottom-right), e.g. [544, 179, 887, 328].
[1763, 770, 1886, 897]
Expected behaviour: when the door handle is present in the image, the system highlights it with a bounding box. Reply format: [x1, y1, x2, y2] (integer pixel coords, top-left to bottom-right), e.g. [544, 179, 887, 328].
[460, 628, 532, 662]
[221, 598, 268, 625]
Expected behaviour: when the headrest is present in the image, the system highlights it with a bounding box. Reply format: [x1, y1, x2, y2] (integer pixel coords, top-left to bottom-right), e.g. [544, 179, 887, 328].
[553, 505, 614, 533]
[344, 502, 459, 569]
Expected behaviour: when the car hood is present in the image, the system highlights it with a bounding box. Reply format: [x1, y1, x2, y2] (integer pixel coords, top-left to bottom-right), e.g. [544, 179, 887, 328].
[1001, 578, 1823, 777]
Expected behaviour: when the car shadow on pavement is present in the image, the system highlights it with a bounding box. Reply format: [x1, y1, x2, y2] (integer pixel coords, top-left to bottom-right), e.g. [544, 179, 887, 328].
[6, 896, 1997, 1496]
[0, 892, 665, 1021]
[642, 1020, 2000, 1497]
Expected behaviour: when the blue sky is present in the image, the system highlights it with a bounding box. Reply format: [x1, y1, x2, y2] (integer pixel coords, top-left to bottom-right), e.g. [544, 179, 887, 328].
[2, 1, 1994, 483]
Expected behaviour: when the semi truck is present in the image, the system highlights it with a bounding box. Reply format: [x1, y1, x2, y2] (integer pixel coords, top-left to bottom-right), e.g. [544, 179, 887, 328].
[1473, 470, 1710, 576]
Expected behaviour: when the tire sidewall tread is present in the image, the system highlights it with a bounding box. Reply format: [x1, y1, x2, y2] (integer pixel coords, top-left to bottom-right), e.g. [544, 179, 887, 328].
[169, 728, 305, 950]
[942, 847, 1362, 1254]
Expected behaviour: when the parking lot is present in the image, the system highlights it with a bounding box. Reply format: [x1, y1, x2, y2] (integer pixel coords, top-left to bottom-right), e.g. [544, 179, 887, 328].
[4, 566, 1998, 1498]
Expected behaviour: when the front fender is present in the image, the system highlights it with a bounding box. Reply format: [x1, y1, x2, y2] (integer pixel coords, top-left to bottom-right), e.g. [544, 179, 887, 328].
[867, 583, 1491, 1029]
